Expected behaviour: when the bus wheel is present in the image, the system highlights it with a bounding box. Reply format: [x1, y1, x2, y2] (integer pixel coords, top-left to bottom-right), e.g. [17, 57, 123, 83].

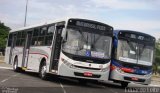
[39, 61, 48, 80]
[121, 82, 128, 88]
[13, 57, 20, 72]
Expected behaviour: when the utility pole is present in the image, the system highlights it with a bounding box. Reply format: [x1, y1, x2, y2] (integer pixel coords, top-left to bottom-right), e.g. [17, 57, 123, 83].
[24, 0, 28, 27]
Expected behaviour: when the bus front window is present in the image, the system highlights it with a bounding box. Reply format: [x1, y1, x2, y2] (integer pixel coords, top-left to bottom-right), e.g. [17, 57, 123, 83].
[117, 40, 137, 62]
[62, 28, 112, 59]
[117, 40, 154, 64]
[138, 44, 153, 63]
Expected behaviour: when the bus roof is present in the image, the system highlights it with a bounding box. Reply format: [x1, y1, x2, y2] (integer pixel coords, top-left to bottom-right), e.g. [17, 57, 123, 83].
[10, 18, 69, 33]
[114, 30, 155, 39]
[10, 18, 112, 33]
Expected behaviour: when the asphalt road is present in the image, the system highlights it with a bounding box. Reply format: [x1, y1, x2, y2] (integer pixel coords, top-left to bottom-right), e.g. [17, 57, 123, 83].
[0, 64, 159, 93]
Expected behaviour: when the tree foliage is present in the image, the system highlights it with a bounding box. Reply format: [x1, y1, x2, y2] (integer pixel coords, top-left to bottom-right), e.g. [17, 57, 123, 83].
[153, 39, 160, 74]
[0, 21, 10, 49]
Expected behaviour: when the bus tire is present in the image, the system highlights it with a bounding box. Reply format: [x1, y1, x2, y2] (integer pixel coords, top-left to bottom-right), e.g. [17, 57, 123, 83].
[121, 81, 129, 88]
[39, 60, 48, 80]
[13, 57, 20, 72]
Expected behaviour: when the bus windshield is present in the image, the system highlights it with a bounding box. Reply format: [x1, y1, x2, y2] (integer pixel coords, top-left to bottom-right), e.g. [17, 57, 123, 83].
[138, 44, 153, 62]
[62, 27, 112, 59]
[117, 40, 154, 64]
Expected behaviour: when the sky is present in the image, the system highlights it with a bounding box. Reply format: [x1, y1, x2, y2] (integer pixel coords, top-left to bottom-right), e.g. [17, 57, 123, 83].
[0, 0, 160, 39]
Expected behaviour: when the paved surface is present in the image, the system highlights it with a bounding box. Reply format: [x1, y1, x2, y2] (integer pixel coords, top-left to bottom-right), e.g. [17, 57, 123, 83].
[0, 63, 160, 93]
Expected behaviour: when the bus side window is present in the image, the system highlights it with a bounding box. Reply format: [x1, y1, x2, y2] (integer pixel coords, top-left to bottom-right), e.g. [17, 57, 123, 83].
[16, 32, 22, 46]
[31, 28, 39, 46]
[45, 25, 55, 46]
[37, 26, 47, 46]
[7, 33, 13, 46]
[20, 31, 26, 46]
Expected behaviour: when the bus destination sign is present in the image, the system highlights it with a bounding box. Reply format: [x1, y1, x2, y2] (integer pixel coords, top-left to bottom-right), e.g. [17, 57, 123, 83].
[68, 19, 111, 31]
[76, 21, 106, 31]
[119, 31, 155, 42]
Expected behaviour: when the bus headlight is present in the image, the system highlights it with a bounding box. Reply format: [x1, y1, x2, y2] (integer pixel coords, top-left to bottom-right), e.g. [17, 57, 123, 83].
[61, 58, 73, 68]
[144, 72, 152, 77]
[116, 68, 124, 74]
[101, 66, 109, 72]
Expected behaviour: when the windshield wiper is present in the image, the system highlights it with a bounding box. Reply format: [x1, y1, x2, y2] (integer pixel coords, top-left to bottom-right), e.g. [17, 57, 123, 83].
[127, 40, 136, 52]
[138, 44, 146, 58]
[77, 29, 88, 44]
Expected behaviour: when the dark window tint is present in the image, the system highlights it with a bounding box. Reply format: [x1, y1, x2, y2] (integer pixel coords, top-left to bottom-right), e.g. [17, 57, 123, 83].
[45, 35, 53, 45]
[40, 27, 47, 36]
[16, 39, 20, 46]
[20, 39, 26, 46]
[30, 25, 55, 46]
[15, 31, 27, 46]
[33, 28, 39, 36]
[22, 31, 26, 37]
[44, 25, 55, 46]
[47, 25, 55, 35]
[8, 33, 13, 46]
[31, 37, 38, 46]
[37, 37, 45, 46]
[17, 32, 22, 39]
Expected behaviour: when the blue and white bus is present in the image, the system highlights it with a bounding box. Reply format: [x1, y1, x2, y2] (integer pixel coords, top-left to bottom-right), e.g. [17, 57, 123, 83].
[110, 30, 155, 87]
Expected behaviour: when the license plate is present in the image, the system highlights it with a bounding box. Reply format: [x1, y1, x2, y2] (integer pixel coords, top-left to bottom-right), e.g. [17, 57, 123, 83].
[131, 77, 138, 81]
[84, 72, 93, 77]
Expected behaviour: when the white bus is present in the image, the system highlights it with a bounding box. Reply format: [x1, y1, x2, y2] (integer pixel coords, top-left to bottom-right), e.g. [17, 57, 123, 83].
[5, 18, 113, 82]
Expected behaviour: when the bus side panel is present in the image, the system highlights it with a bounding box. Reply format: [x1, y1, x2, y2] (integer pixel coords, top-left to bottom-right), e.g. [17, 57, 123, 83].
[27, 46, 51, 72]
[4, 47, 10, 64]
[14, 47, 24, 67]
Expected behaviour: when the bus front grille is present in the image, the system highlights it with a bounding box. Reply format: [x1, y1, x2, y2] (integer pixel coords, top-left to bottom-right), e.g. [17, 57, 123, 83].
[74, 65, 101, 70]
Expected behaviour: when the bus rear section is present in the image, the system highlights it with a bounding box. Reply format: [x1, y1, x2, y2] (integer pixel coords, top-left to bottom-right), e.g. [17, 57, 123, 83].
[51, 18, 113, 81]
[110, 30, 155, 87]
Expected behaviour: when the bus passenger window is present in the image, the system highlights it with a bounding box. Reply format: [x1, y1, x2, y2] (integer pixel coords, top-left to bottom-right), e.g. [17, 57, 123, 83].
[8, 33, 13, 46]
[33, 28, 39, 36]
[40, 27, 47, 36]
[47, 25, 55, 35]
[31, 37, 38, 46]
[37, 37, 44, 46]
[45, 36, 52, 45]
[31, 28, 40, 46]
[36, 26, 47, 46]
[44, 25, 54, 46]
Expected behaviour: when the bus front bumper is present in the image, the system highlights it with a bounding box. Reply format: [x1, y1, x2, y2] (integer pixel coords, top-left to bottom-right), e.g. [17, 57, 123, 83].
[110, 69, 152, 85]
[58, 63, 110, 81]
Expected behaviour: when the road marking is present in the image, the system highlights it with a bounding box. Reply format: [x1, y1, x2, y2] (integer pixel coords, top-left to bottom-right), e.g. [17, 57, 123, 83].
[0, 73, 19, 84]
[60, 82, 67, 93]
[149, 84, 160, 87]
[0, 66, 12, 70]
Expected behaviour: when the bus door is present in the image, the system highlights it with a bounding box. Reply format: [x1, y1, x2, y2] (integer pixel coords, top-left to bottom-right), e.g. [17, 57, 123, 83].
[50, 24, 64, 71]
[9, 33, 17, 64]
[22, 31, 32, 68]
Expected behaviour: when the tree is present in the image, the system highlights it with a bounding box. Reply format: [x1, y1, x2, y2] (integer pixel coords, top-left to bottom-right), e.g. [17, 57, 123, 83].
[153, 38, 160, 75]
[158, 38, 160, 44]
[0, 21, 10, 55]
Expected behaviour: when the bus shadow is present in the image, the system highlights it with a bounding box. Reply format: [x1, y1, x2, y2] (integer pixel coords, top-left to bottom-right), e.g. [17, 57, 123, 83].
[20, 71, 123, 89]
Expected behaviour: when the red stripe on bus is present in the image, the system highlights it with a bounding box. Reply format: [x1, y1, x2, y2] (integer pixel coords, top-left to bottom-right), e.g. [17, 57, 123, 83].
[29, 53, 48, 59]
